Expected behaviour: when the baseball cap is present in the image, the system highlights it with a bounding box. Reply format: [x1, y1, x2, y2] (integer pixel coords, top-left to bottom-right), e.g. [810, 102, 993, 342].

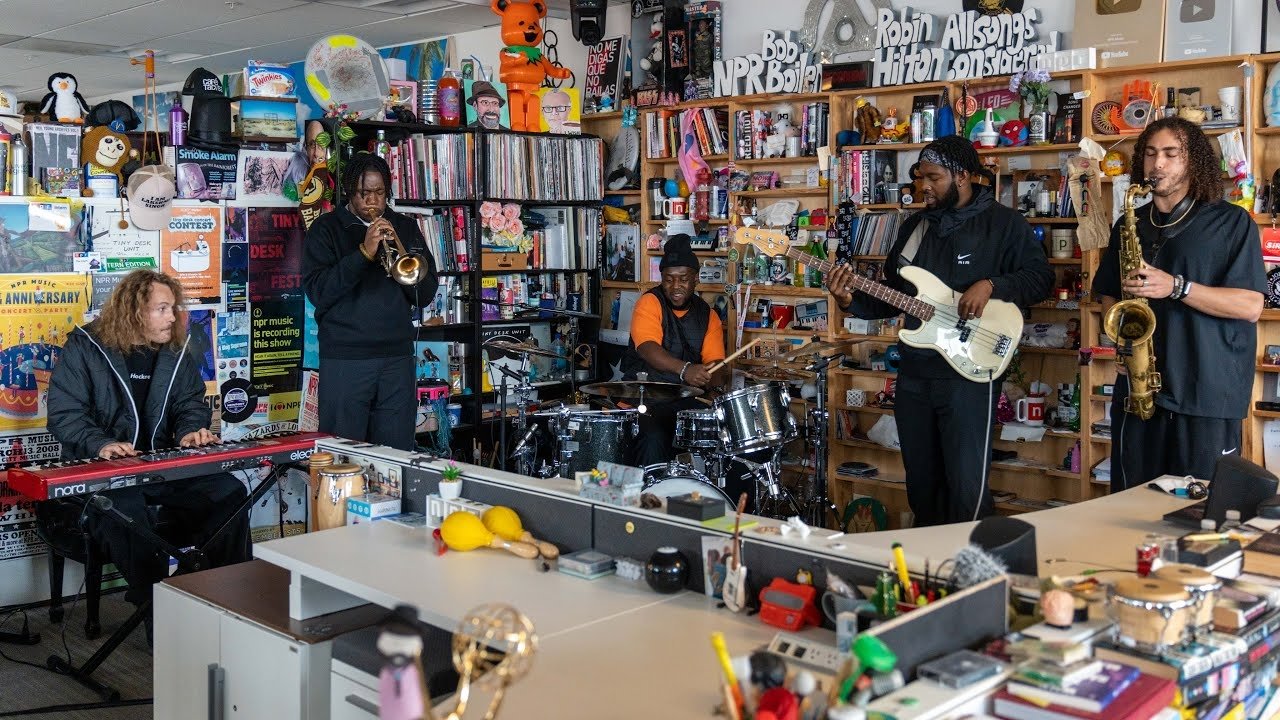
[127, 165, 177, 231]
[0, 88, 21, 135]
[182, 67, 224, 98]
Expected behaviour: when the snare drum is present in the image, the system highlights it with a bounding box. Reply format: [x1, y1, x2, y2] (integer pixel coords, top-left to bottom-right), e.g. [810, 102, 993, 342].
[674, 409, 722, 450]
[1108, 577, 1196, 651]
[641, 462, 733, 512]
[555, 409, 638, 478]
[315, 463, 366, 531]
[1153, 564, 1221, 632]
[713, 383, 798, 453]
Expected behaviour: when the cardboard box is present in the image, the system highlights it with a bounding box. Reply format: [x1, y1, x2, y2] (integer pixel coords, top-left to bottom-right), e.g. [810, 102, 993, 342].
[1163, 0, 1232, 60]
[1073, 0, 1166, 67]
[480, 250, 529, 271]
[346, 493, 402, 525]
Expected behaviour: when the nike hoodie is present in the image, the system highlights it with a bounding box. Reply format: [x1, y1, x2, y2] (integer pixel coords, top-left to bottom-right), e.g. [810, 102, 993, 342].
[843, 186, 1054, 378]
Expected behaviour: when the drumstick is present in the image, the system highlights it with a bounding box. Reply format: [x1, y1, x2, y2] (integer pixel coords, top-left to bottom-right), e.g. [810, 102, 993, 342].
[707, 339, 760, 374]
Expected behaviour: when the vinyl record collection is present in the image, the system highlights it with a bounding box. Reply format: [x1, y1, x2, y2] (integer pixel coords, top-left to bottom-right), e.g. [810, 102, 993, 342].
[386, 132, 476, 201]
[483, 135, 604, 202]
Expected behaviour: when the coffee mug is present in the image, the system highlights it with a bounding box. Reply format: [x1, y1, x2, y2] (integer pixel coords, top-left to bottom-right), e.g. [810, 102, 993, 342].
[1050, 229, 1075, 259]
[662, 197, 688, 219]
[846, 389, 866, 407]
[769, 304, 794, 329]
[1219, 86, 1241, 123]
[1016, 395, 1046, 426]
[822, 591, 861, 624]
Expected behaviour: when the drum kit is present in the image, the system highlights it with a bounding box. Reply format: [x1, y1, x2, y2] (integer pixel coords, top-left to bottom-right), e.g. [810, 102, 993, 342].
[489, 334, 852, 524]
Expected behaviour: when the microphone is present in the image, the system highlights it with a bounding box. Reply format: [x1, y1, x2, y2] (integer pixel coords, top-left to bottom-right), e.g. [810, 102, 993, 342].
[511, 425, 538, 456]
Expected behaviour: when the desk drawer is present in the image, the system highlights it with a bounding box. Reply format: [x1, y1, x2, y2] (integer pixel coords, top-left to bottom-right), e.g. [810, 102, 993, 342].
[331, 671, 380, 719]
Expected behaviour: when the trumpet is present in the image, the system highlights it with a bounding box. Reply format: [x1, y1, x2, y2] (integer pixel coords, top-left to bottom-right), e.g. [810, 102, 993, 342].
[376, 222, 427, 286]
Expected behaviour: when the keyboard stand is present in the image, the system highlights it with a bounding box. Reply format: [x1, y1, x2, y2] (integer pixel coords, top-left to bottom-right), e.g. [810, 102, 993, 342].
[46, 462, 301, 702]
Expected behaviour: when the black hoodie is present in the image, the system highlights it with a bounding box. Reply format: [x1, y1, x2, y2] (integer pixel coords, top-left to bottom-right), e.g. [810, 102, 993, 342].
[47, 323, 208, 460]
[843, 186, 1054, 378]
[303, 204, 439, 359]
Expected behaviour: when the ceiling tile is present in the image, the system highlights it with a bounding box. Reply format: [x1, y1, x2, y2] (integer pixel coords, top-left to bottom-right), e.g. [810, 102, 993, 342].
[42, 0, 310, 46]
[0, 0, 151, 37]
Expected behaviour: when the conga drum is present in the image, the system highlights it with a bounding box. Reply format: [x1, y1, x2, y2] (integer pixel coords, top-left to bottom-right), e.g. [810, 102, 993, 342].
[1107, 577, 1195, 651]
[307, 452, 334, 532]
[1153, 564, 1221, 635]
[315, 463, 366, 531]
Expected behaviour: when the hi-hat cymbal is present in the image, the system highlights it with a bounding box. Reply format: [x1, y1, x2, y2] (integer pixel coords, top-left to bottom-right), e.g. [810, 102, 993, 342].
[580, 381, 704, 401]
[779, 340, 851, 362]
[745, 365, 808, 382]
[484, 340, 566, 359]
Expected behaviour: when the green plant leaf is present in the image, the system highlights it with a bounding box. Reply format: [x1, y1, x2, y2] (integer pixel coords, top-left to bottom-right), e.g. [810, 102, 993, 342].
[337, 125, 356, 143]
[316, 131, 332, 148]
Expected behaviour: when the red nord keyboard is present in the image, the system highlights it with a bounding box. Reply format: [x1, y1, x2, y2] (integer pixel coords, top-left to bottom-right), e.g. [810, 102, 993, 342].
[7, 432, 331, 501]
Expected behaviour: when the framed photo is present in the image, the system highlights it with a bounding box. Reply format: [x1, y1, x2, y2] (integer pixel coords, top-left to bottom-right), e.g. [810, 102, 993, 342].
[1265, 345, 1280, 366]
[389, 80, 418, 114]
[234, 150, 294, 206]
[1011, 169, 1062, 215]
[1266, 0, 1280, 53]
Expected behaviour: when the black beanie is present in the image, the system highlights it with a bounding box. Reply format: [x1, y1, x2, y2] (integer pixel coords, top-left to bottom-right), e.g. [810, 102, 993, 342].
[659, 234, 699, 272]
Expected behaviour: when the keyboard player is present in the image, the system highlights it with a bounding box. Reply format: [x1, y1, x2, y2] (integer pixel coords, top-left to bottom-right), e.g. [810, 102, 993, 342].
[44, 270, 250, 614]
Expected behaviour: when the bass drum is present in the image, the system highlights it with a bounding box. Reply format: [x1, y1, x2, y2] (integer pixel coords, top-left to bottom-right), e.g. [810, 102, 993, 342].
[641, 462, 732, 512]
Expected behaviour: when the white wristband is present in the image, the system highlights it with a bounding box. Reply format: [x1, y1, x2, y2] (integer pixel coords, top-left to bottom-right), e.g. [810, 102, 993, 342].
[679, 362, 691, 382]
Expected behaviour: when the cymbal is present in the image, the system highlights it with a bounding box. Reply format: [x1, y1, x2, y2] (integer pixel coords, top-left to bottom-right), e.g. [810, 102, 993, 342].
[745, 365, 808, 382]
[779, 340, 851, 362]
[484, 340, 566, 359]
[580, 381, 704, 401]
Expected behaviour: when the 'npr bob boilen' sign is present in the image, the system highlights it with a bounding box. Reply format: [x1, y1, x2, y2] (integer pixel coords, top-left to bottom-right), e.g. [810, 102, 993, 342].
[712, 30, 820, 97]
[874, 6, 1059, 86]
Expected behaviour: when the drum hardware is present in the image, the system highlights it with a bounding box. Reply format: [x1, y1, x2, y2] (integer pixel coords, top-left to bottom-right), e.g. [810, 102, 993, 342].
[551, 409, 639, 479]
[581, 378, 705, 404]
[1107, 577, 1196, 652]
[714, 383, 798, 454]
[731, 451, 803, 520]
[483, 339, 540, 476]
[801, 351, 842, 530]
[779, 339, 851, 362]
[640, 462, 733, 512]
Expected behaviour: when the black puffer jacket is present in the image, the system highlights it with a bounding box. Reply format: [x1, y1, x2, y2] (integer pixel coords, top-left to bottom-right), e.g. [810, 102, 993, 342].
[46, 323, 209, 460]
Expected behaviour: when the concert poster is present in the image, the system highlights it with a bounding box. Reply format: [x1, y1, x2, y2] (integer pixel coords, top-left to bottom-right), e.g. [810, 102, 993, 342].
[0, 274, 89, 433]
[159, 205, 223, 308]
[246, 207, 303, 303]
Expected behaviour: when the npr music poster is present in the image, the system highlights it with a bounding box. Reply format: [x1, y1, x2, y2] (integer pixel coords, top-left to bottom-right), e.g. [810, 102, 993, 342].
[0, 274, 89, 432]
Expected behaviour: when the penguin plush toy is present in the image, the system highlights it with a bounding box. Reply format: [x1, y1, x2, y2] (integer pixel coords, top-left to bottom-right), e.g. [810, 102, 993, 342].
[40, 73, 89, 124]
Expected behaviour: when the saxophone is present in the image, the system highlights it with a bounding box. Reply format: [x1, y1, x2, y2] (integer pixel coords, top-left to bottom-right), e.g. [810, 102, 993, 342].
[1102, 184, 1161, 420]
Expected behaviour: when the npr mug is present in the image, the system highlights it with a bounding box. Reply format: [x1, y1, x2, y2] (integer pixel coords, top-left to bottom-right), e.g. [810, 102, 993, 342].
[1015, 395, 1046, 426]
[662, 196, 688, 219]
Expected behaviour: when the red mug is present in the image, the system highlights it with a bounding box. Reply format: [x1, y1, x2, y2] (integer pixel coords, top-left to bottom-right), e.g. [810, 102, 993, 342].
[1015, 395, 1045, 426]
[769, 304, 794, 329]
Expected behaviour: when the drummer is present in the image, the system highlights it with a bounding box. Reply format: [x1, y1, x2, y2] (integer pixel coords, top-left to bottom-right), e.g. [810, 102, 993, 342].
[621, 234, 730, 467]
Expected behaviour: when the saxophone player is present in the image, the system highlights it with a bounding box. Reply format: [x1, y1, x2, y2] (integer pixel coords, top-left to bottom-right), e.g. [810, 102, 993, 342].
[1093, 118, 1266, 490]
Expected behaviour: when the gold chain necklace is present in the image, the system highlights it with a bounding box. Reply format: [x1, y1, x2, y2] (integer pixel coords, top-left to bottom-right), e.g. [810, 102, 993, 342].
[1148, 199, 1196, 229]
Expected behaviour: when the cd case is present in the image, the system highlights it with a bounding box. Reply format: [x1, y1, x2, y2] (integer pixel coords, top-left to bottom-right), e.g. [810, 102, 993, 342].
[916, 650, 1005, 689]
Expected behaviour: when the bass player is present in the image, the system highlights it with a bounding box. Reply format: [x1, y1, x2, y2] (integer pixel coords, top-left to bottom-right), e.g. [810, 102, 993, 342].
[825, 136, 1054, 526]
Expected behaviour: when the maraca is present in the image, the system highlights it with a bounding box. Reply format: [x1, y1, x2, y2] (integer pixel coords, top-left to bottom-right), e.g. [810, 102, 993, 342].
[439, 511, 539, 559]
[482, 506, 560, 559]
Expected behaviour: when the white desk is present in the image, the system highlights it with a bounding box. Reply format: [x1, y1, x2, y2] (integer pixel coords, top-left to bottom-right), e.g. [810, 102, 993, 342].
[242, 476, 1200, 718]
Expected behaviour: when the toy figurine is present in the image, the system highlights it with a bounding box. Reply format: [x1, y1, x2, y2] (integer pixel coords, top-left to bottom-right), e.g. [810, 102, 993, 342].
[1041, 588, 1076, 628]
[80, 122, 131, 196]
[376, 605, 429, 720]
[40, 72, 89, 124]
[490, 0, 572, 131]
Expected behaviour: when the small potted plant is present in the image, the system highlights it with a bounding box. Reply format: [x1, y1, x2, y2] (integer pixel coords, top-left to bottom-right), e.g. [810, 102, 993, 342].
[439, 460, 462, 500]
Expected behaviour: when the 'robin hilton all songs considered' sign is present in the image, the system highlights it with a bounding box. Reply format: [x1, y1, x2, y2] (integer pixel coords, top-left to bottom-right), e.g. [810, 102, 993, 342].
[874, 6, 1060, 86]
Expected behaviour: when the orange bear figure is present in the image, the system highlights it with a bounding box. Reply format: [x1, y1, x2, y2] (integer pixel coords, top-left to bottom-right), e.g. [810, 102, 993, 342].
[490, 0, 571, 131]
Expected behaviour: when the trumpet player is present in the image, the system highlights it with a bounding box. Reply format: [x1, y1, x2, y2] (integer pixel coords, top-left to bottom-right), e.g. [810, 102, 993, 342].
[304, 152, 438, 450]
[1092, 118, 1265, 490]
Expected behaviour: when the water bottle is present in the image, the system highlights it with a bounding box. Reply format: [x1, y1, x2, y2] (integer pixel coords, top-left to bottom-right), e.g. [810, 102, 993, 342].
[1221, 510, 1242, 532]
[10, 134, 26, 197]
[371, 129, 390, 159]
[169, 102, 188, 146]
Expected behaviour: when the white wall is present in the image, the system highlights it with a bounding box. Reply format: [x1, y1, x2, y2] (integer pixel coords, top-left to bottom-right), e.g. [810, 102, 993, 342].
[90, 1, 1270, 114]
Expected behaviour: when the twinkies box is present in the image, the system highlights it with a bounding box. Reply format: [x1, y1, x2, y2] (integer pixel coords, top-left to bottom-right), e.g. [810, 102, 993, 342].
[346, 493, 403, 525]
[1074, 0, 1166, 67]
